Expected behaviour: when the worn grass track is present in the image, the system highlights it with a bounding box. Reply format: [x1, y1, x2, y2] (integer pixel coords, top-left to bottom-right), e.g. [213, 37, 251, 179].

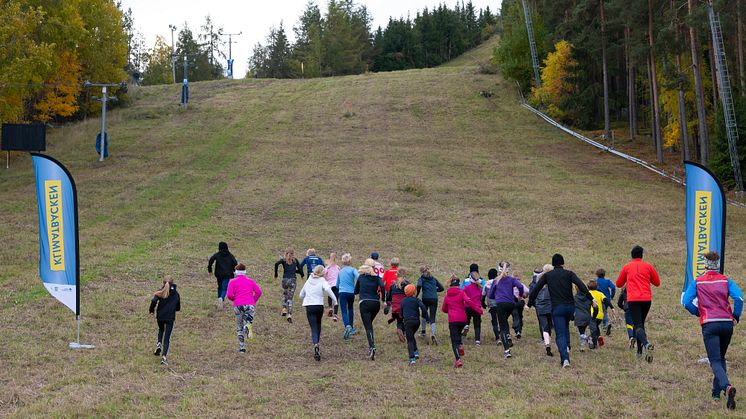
[2, 37, 746, 417]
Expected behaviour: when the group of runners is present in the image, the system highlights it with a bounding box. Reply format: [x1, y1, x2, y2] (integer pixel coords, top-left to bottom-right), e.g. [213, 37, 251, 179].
[146, 243, 743, 409]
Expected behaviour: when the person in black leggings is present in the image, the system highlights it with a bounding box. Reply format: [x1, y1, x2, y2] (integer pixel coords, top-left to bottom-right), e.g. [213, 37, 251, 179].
[417, 266, 445, 345]
[483, 269, 501, 341]
[149, 277, 181, 366]
[355, 260, 386, 360]
[399, 283, 427, 365]
[300, 265, 338, 361]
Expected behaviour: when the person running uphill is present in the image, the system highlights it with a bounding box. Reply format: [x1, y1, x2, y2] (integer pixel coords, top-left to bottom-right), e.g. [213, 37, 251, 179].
[595, 268, 616, 336]
[207, 241, 237, 308]
[300, 248, 324, 278]
[616, 245, 660, 362]
[528, 254, 593, 368]
[386, 273, 409, 343]
[442, 276, 482, 368]
[529, 264, 554, 356]
[399, 284, 428, 365]
[274, 248, 304, 323]
[381, 257, 400, 295]
[487, 262, 528, 359]
[149, 276, 181, 366]
[325, 252, 340, 321]
[683, 251, 743, 409]
[300, 265, 338, 361]
[417, 266, 445, 345]
[226, 264, 263, 353]
[337, 253, 359, 339]
[484, 268, 501, 341]
[355, 259, 386, 360]
[462, 272, 484, 345]
[587, 280, 608, 349]
[617, 287, 636, 348]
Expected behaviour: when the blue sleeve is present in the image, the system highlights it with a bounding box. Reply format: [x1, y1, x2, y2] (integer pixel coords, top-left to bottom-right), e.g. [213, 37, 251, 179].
[681, 280, 699, 317]
[728, 279, 744, 320]
[353, 269, 359, 280]
[609, 280, 616, 299]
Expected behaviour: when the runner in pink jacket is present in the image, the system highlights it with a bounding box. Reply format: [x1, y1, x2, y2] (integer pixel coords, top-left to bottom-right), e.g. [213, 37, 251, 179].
[442, 276, 483, 367]
[226, 264, 263, 352]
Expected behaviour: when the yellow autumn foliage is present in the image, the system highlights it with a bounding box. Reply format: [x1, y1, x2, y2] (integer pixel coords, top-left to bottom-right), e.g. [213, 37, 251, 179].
[529, 40, 577, 121]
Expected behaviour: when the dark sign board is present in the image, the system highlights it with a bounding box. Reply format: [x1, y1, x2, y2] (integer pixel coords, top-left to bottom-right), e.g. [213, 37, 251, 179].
[1, 123, 46, 151]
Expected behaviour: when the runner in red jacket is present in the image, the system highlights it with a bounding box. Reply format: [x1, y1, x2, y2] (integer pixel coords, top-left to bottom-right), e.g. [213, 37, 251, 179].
[616, 245, 660, 362]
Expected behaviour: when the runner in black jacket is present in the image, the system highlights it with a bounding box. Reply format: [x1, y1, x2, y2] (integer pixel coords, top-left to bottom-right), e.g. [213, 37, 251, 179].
[399, 284, 428, 365]
[527, 254, 592, 368]
[149, 278, 181, 366]
[207, 242, 237, 307]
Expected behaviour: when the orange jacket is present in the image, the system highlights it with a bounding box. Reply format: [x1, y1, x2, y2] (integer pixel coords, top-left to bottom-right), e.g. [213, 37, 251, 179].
[616, 258, 660, 302]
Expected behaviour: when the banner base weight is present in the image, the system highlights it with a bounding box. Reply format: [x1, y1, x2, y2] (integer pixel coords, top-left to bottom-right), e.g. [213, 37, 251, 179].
[69, 342, 95, 349]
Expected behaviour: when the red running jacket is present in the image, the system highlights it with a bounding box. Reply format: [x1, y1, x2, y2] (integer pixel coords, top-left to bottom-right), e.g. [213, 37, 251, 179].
[616, 258, 660, 302]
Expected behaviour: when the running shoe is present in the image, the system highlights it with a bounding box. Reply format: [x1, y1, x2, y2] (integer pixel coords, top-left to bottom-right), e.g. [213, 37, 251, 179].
[314, 345, 321, 362]
[546, 346, 553, 357]
[644, 343, 654, 363]
[629, 336, 636, 349]
[244, 323, 253, 340]
[419, 331, 426, 338]
[153, 342, 161, 356]
[504, 349, 512, 359]
[598, 336, 604, 347]
[431, 335, 439, 346]
[475, 340, 481, 347]
[579, 335, 587, 352]
[409, 358, 416, 366]
[414, 351, 420, 359]
[605, 324, 612, 336]
[458, 344, 465, 357]
[161, 356, 168, 366]
[327, 308, 333, 317]
[281, 307, 287, 317]
[397, 328, 406, 343]
[287, 315, 293, 324]
[350, 327, 358, 335]
[343, 325, 352, 340]
[516, 331, 522, 340]
[369, 347, 376, 361]
[239, 347, 246, 353]
[462, 325, 470, 336]
[727, 386, 737, 410]
[333, 315, 338, 322]
[455, 359, 463, 368]
[562, 360, 570, 368]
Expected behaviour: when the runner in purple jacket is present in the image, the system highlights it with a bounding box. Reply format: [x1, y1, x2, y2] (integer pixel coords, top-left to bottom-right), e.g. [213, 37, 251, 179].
[487, 262, 528, 359]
